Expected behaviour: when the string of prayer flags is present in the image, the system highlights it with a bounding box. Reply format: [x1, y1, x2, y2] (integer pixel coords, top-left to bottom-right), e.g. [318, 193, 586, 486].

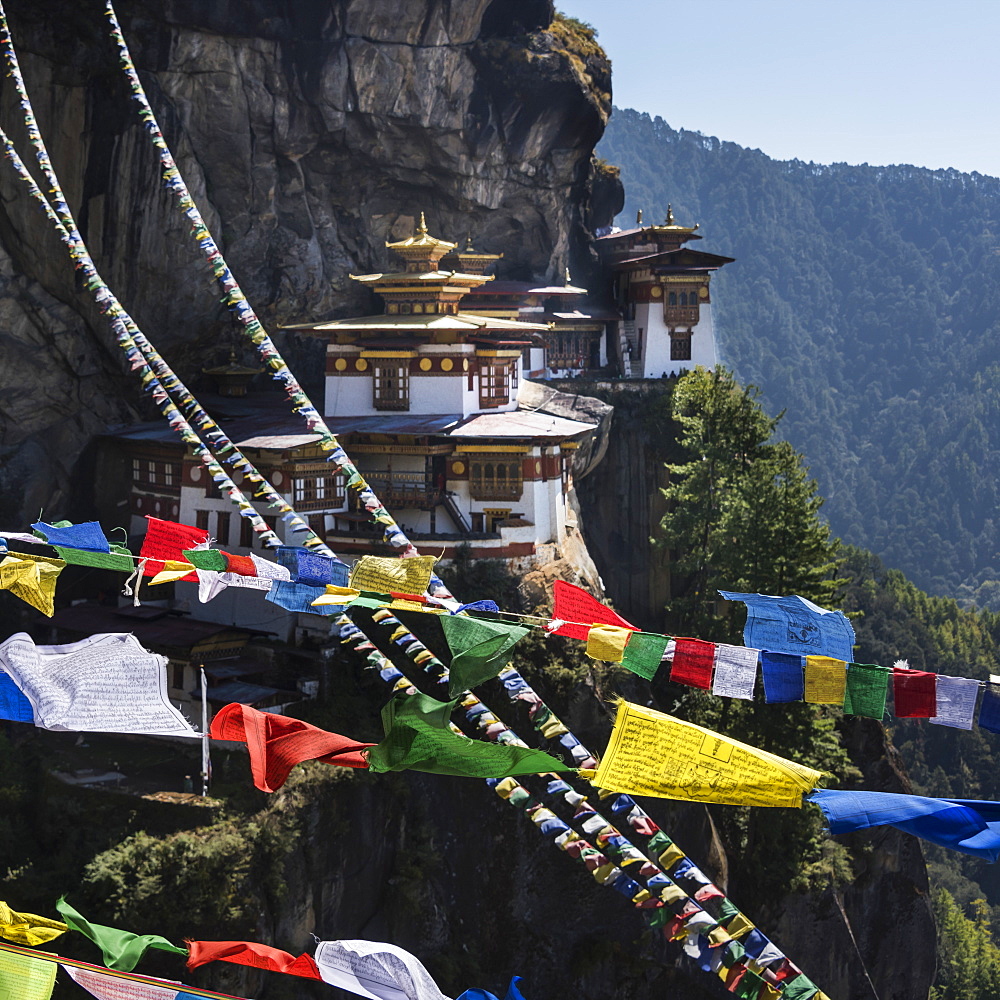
[760, 651, 805, 703]
[670, 638, 715, 689]
[186, 940, 321, 979]
[440, 616, 529, 697]
[31, 521, 110, 553]
[892, 666, 937, 718]
[0, 552, 64, 616]
[842, 663, 889, 720]
[593, 700, 824, 807]
[55, 898, 187, 972]
[0, 670, 33, 722]
[0, 632, 198, 738]
[711, 645, 758, 701]
[619, 632, 669, 680]
[551, 580, 636, 640]
[0, 944, 55, 1000]
[138, 517, 208, 579]
[719, 591, 855, 662]
[367, 691, 573, 778]
[209, 703, 373, 792]
[584, 625, 631, 662]
[809, 789, 1000, 861]
[803, 656, 846, 705]
[0, 902, 66, 946]
[313, 939, 450, 1000]
[930, 675, 980, 730]
[349, 555, 437, 596]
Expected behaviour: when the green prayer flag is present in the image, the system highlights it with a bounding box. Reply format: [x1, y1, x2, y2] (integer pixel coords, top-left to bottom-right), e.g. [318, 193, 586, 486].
[781, 973, 820, 999]
[351, 592, 393, 609]
[716, 897, 741, 923]
[367, 691, 574, 778]
[54, 544, 134, 572]
[733, 969, 766, 999]
[843, 662, 890, 719]
[647, 830, 673, 855]
[181, 548, 226, 571]
[440, 615, 529, 697]
[55, 898, 187, 972]
[620, 632, 669, 681]
[722, 940, 746, 968]
[648, 908, 670, 929]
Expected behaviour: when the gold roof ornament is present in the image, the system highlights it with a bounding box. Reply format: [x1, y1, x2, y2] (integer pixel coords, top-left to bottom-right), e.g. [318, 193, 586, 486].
[647, 202, 700, 236]
[564, 266, 573, 286]
[636, 208, 643, 225]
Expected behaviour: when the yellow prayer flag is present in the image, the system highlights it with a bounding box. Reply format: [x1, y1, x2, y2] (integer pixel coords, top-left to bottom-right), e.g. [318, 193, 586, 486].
[585, 624, 632, 662]
[659, 883, 688, 905]
[0, 946, 56, 1000]
[707, 925, 732, 946]
[593, 700, 823, 807]
[0, 901, 67, 946]
[149, 560, 195, 585]
[492, 776, 520, 799]
[0, 554, 64, 617]
[349, 555, 437, 596]
[804, 656, 847, 704]
[538, 716, 569, 740]
[631, 889, 652, 903]
[658, 843, 686, 869]
[311, 585, 361, 607]
[759, 984, 781, 999]
[592, 863, 617, 884]
[724, 912, 755, 939]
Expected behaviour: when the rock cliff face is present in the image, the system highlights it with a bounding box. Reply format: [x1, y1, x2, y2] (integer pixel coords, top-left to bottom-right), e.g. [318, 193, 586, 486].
[0, 0, 616, 523]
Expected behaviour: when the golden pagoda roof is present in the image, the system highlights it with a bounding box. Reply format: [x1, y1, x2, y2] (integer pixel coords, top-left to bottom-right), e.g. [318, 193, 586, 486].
[282, 312, 550, 333]
[349, 270, 491, 287]
[645, 203, 700, 236]
[385, 212, 457, 254]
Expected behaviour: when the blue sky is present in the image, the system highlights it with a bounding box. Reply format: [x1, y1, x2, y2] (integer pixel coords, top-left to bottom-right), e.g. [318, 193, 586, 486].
[560, 0, 1000, 177]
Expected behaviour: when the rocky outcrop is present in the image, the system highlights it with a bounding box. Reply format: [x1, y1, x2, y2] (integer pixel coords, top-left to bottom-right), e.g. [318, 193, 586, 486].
[0, 0, 617, 525]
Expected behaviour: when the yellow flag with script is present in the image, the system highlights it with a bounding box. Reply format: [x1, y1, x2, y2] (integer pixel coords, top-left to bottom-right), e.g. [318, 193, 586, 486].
[0, 901, 66, 946]
[0, 947, 56, 1000]
[348, 555, 437, 596]
[593, 700, 823, 807]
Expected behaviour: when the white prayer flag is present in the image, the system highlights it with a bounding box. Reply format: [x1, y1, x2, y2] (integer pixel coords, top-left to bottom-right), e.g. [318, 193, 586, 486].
[0, 632, 197, 738]
[930, 674, 980, 730]
[64, 966, 183, 1000]
[314, 940, 451, 1000]
[711, 645, 759, 700]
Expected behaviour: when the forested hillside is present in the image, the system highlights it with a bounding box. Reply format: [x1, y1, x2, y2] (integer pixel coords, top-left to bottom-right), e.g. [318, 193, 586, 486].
[597, 109, 1000, 607]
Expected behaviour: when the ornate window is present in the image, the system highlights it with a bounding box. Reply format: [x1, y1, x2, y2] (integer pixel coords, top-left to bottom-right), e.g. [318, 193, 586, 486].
[373, 362, 410, 410]
[469, 456, 522, 500]
[671, 336, 692, 361]
[479, 363, 511, 407]
[292, 464, 347, 510]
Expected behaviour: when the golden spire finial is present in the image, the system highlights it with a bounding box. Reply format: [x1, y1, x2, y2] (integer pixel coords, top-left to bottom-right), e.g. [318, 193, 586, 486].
[564, 266, 572, 286]
[417, 211, 428, 236]
[666, 203, 675, 225]
[636, 208, 643, 226]
[465, 232, 475, 251]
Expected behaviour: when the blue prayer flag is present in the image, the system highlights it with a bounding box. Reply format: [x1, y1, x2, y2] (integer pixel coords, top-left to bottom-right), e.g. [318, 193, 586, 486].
[0, 673, 33, 722]
[760, 651, 805, 703]
[32, 520, 111, 553]
[264, 580, 341, 615]
[978, 685, 1000, 734]
[719, 591, 855, 662]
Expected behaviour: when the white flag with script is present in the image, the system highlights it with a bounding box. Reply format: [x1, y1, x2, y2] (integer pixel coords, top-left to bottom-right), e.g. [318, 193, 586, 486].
[0, 632, 197, 737]
[314, 940, 451, 1000]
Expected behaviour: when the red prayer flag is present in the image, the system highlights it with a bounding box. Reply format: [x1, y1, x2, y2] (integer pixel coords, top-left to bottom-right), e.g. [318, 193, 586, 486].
[630, 814, 659, 836]
[186, 940, 321, 979]
[210, 703, 375, 792]
[139, 516, 209, 579]
[552, 580, 636, 641]
[725, 964, 747, 991]
[223, 552, 257, 576]
[893, 667, 937, 717]
[693, 884, 725, 903]
[670, 638, 716, 689]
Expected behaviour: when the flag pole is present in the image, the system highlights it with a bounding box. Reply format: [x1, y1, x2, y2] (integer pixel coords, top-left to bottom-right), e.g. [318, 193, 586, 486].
[200, 665, 210, 797]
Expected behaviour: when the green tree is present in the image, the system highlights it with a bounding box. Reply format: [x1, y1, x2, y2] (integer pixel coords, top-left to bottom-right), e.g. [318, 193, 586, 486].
[657, 366, 841, 639]
[931, 889, 1000, 1000]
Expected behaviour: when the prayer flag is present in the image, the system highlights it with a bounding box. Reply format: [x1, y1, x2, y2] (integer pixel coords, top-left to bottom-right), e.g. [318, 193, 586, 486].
[930, 675, 980, 730]
[978, 683, 1000, 733]
[0, 901, 66, 945]
[222, 553, 256, 576]
[670, 638, 715, 689]
[32, 521, 110, 553]
[55, 898, 187, 972]
[62, 965, 205, 1000]
[210, 703, 373, 792]
[349, 555, 436, 596]
[182, 548, 227, 571]
[314, 939, 449, 1000]
[711, 645, 758, 700]
[780, 973, 821, 999]
[803, 656, 846, 705]
[0, 632, 197, 738]
[719, 592, 855, 662]
[440, 616, 529, 698]
[842, 663, 889, 719]
[55, 545, 134, 572]
[277, 547, 350, 587]
[0, 672, 33, 723]
[893, 667, 936, 717]
[619, 632, 668, 680]
[0, 553, 64, 617]
[584, 625, 632, 663]
[810, 789, 1000, 860]
[265, 580, 340, 614]
[760, 651, 804, 703]
[186, 940, 321, 979]
[551, 580, 636, 641]
[593, 700, 822, 807]
[367, 691, 573, 778]
[457, 976, 527, 1000]
[139, 517, 208, 579]
[0, 946, 55, 1000]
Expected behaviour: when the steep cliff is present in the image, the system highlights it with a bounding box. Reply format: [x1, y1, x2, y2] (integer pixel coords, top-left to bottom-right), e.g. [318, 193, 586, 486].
[0, 0, 616, 524]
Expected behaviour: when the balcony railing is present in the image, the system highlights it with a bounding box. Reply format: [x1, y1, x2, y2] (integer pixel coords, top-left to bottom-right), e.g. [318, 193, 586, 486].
[663, 305, 700, 326]
[360, 471, 444, 510]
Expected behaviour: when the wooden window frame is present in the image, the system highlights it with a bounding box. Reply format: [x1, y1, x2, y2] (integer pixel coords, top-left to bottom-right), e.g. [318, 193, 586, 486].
[292, 465, 347, 511]
[373, 362, 410, 411]
[469, 456, 522, 501]
[479, 362, 511, 407]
